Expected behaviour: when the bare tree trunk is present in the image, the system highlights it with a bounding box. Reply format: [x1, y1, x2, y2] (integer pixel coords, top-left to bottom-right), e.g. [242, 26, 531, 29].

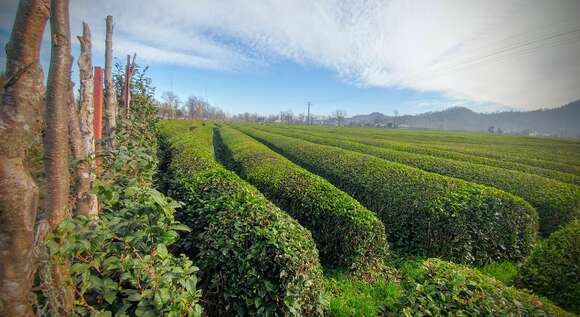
[45, 0, 71, 230]
[43, 0, 74, 313]
[76, 22, 98, 217]
[77, 23, 94, 158]
[69, 84, 94, 217]
[0, 1, 49, 316]
[104, 15, 117, 150]
[122, 53, 136, 117]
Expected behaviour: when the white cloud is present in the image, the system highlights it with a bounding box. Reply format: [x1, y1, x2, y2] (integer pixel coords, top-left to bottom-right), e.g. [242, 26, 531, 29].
[2, 0, 579, 109]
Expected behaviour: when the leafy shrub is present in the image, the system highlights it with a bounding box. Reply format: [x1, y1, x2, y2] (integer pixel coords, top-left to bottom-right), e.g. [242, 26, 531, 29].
[517, 219, 580, 313]
[158, 122, 326, 316]
[238, 127, 539, 265]
[388, 259, 573, 316]
[215, 126, 388, 275]
[35, 67, 204, 316]
[260, 126, 580, 236]
[40, 125, 202, 316]
[45, 184, 202, 317]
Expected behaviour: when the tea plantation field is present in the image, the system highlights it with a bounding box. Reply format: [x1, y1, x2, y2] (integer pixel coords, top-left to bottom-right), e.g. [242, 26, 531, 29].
[158, 121, 580, 316]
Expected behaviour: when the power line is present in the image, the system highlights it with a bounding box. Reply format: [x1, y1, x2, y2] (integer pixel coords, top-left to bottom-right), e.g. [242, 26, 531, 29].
[399, 26, 580, 84]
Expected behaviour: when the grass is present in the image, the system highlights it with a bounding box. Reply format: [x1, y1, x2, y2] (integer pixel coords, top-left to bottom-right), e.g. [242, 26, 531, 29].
[323, 269, 401, 316]
[478, 261, 519, 285]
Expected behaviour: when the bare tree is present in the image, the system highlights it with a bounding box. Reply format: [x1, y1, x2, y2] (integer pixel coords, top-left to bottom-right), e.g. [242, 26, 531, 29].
[43, 0, 74, 313]
[45, 0, 71, 231]
[104, 15, 117, 149]
[76, 22, 98, 217]
[280, 110, 294, 124]
[77, 22, 94, 154]
[122, 53, 136, 117]
[332, 109, 347, 126]
[186, 96, 204, 119]
[161, 91, 180, 119]
[69, 83, 95, 217]
[0, 1, 49, 315]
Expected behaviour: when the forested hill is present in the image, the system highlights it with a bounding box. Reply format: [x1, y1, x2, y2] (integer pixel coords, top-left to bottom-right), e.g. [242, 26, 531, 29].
[347, 100, 580, 138]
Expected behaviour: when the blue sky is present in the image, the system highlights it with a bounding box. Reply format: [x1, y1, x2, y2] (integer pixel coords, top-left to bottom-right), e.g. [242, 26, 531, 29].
[1, 0, 579, 116]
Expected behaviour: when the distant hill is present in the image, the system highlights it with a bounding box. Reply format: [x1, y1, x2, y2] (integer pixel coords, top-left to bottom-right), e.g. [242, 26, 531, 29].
[345, 100, 580, 138]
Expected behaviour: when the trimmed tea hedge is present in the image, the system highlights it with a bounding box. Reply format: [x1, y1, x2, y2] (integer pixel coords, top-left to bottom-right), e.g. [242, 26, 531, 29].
[238, 127, 538, 265]
[517, 219, 580, 313]
[268, 125, 580, 185]
[271, 124, 580, 176]
[260, 126, 580, 236]
[393, 258, 574, 316]
[215, 126, 388, 274]
[158, 122, 325, 316]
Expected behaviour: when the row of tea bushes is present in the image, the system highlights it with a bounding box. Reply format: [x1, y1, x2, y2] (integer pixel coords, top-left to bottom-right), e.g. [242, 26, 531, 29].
[283, 125, 580, 175]
[158, 121, 325, 316]
[517, 219, 580, 313]
[393, 258, 574, 316]
[215, 126, 387, 275]
[268, 125, 579, 185]
[260, 126, 580, 236]
[237, 126, 538, 265]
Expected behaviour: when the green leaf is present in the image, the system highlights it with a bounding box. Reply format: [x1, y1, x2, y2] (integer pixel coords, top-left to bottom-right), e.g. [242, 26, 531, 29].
[104, 290, 117, 304]
[157, 243, 168, 259]
[127, 293, 142, 302]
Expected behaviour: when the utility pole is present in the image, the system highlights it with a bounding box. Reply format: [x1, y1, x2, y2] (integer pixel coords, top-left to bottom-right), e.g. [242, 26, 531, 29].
[307, 101, 311, 125]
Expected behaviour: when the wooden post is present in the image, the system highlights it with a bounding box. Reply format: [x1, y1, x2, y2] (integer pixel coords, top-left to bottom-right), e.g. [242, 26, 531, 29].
[104, 15, 116, 150]
[76, 21, 98, 217]
[123, 54, 130, 116]
[93, 66, 103, 177]
[123, 53, 136, 117]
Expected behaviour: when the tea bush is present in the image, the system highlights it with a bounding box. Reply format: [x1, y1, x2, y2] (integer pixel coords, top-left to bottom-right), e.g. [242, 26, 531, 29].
[517, 219, 580, 313]
[215, 126, 387, 275]
[158, 122, 326, 316]
[45, 184, 203, 317]
[268, 124, 580, 176]
[260, 126, 580, 236]
[268, 125, 580, 185]
[39, 77, 203, 316]
[238, 127, 538, 265]
[389, 259, 573, 316]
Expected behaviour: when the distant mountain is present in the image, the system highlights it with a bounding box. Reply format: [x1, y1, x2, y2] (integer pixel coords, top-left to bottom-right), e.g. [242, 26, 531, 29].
[345, 100, 580, 138]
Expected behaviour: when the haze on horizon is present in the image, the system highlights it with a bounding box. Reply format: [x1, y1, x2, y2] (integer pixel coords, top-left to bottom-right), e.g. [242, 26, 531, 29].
[1, 0, 579, 116]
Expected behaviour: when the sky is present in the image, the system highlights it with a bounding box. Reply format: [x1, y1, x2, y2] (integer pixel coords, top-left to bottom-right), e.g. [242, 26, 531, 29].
[1, 0, 580, 116]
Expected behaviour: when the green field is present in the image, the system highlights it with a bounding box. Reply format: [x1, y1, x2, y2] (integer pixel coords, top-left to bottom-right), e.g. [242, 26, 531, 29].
[158, 121, 580, 316]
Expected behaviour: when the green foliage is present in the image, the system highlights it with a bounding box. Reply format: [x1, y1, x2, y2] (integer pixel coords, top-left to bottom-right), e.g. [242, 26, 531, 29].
[388, 259, 573, 316]
[478, 261, 519, 285]
[324, 259, 572, 316]
[215, 126, 388, 275]
[46, 185, 202, 316]
[517, 220, 580, 313]
[268, 124, 580, 176]
[37, 67, 203, 316]
[258, 125, 580, 236]
[158, 121, 326, 316]
[114, 60, 156, 101]
[237, 127, 539, 265]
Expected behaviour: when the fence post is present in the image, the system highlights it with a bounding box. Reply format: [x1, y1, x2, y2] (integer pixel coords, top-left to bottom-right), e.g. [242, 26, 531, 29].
[93, 66, 103, 177]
